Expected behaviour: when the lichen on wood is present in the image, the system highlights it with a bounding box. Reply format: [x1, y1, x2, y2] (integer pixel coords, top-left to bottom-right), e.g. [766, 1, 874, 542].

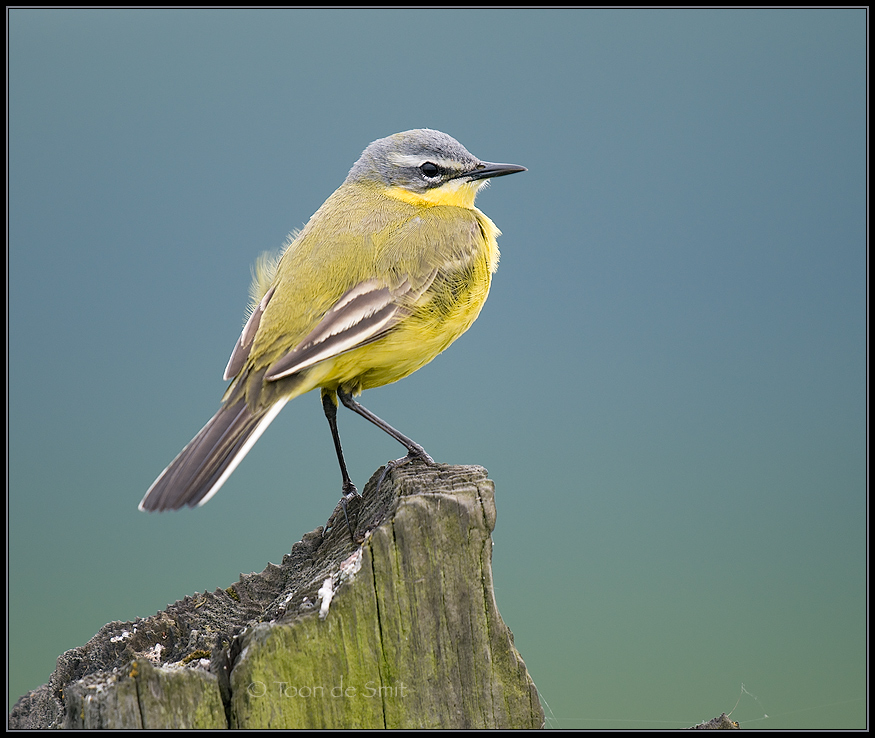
[9, 463, 545, 730]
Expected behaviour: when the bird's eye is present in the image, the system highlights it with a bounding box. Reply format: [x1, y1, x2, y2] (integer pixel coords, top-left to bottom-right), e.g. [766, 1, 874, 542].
[419, 162, 440, 178]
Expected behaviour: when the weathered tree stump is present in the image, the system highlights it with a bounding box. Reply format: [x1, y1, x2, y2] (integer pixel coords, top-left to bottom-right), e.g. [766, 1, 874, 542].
[9, 463, 545, 729]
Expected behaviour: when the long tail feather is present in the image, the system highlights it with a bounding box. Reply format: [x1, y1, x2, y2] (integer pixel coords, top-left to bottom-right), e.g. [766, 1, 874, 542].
[139, 398, 287, 511]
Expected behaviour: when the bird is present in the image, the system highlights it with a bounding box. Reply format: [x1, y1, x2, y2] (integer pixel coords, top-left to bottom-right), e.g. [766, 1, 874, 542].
[139, 129, 525, 514]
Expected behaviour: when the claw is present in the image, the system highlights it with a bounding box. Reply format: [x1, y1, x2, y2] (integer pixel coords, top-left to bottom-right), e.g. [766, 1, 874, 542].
[321, 387, 435, 541]
[327, 487, 361, 539]
[374, 448, 434, 494]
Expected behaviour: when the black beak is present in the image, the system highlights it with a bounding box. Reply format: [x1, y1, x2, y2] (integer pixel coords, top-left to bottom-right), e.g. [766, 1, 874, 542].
[461, 161, 527, 182]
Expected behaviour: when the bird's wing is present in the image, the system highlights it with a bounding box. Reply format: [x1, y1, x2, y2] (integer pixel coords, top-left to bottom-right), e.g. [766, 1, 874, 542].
[224, 205, 486, 384]
[224, 285, 276, 381]
[262, 273, 437, 381]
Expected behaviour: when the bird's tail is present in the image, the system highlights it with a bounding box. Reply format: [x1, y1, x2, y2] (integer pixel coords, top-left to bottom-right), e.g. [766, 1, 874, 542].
[139, 397, 288, 511]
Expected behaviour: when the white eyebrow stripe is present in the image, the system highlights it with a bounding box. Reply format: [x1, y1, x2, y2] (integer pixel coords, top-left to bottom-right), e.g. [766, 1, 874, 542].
[388, 153, 464, 170]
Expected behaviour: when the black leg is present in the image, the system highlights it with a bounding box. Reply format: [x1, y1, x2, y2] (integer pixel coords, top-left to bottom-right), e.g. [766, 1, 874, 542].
[321, 389, 358, 496]
[321, 389, 359, 538]
[336, 387, 435, 470]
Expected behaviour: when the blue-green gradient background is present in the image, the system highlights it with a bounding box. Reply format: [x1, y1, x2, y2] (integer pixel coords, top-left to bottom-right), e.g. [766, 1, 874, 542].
[8, 9, 866, 728]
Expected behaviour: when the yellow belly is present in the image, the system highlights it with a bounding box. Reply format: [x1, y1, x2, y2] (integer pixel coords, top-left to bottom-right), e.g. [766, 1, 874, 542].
[314, 259, 493, 394]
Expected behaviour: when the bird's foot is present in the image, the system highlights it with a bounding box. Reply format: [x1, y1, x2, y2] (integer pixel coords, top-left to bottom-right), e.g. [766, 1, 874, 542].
[374, 446, 435, 494]
[326, 484, 361, 540]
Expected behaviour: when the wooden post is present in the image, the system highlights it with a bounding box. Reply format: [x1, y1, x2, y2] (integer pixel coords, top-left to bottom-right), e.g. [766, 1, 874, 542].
[9, 463, 545, 730]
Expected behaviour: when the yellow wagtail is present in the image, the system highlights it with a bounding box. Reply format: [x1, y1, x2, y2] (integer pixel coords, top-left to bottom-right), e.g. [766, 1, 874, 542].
[139, 129, 525, 513]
